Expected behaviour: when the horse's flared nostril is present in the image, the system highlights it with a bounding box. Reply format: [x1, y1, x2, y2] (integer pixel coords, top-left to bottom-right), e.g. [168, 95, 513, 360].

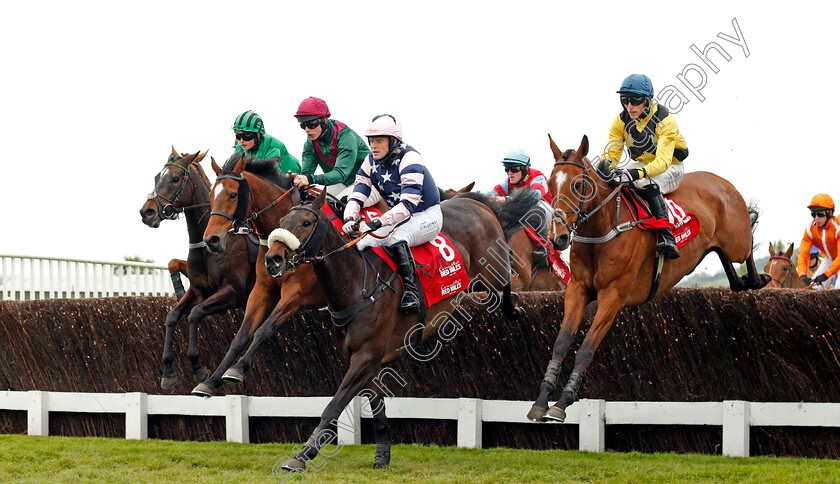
[554, 235, 570, 251]
[205, 236, 223, 254]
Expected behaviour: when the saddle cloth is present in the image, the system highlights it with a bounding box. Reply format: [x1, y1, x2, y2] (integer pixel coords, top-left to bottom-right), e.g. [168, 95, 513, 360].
[622, 188, 700, 249]
[523, 227, 572, 284]
[321, 204, 469, 308]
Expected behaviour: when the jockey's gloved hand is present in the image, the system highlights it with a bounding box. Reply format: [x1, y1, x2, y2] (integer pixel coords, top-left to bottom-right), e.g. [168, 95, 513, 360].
[813, 274, 829, 285]
[342, 216, 360, 235]
[800, 275, 811, 285]
[360, 218, 384, 233]
[615, 168, 643, 184]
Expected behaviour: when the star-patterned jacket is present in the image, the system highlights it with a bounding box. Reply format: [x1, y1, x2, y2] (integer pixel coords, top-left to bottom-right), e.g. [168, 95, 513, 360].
[345, 144, 440, 226]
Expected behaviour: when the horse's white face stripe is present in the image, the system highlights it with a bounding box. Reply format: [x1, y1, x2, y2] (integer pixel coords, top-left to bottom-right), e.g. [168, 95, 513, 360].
[213, 183, 224, 200]
[553, 171, 567, 192]
[158, 167, 169, 179]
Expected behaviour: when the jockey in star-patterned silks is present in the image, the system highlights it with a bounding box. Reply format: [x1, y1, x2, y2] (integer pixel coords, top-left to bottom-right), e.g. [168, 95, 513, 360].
[342, 114, 442, 313]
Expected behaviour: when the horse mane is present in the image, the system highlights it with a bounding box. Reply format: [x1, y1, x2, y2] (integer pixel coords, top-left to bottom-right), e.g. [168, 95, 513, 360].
[450, 192, 502, 217]
[221, 152, 292, 190]
[497, 190, 545, 241]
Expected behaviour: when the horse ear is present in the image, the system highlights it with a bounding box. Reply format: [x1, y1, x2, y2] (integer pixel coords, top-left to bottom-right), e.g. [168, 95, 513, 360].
[171, 145, 179, 158]
[784, 243, 794, 258]
[194, 150, 208, 164]
[768, 242, 776, 256]
[578, 135, 589, 158]
[313, 187, 327, 209]
[548, 134, 562, 161]
[211, 156, 222, 175]
[233, 153, 247, 173]
[463, 181, 475, 193]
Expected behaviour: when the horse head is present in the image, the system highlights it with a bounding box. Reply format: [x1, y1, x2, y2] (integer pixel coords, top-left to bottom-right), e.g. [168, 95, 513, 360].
[546, 134, 609, 250]
[763, 242, 797, 288]
[204, 152, 252, 253]
[264, 189, 330, 278]
[140, 147, 209, 227]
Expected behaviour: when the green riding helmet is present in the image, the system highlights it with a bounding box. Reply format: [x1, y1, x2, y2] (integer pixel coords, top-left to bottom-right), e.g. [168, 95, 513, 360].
[232, 110, 265, 134]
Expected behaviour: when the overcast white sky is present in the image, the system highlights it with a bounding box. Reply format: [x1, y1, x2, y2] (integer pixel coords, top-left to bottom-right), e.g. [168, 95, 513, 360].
[1, 1, 836, 275]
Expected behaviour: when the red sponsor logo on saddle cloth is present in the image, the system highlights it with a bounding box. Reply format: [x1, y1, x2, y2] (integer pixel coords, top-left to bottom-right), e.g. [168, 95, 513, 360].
[523, 227, 572, 284]
[623, 189, 700, 249]
[323, 204, 469, 308]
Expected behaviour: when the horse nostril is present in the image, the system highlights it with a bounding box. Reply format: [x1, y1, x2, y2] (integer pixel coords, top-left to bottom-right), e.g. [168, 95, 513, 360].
[265, 253, 282, 268]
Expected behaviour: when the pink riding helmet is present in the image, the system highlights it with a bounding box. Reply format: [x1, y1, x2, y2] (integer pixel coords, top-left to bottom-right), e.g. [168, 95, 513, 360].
[365, 114, 402, 141]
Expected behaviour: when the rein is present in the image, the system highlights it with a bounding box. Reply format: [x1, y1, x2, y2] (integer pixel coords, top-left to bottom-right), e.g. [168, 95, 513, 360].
[210, 172, 295, 235]
[552, 161, 625, 243]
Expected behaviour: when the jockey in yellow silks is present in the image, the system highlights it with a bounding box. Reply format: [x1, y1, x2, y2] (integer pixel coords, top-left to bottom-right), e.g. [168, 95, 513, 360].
[601, 74, 688, 260]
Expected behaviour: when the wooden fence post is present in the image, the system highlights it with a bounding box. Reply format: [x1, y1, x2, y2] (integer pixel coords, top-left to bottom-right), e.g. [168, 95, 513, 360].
[225, 395, 249, 443]
[27, 390, 49, 437]
[125, 392, 148, 440]
[579, 399, 606, 452]
[457, 398, 483, 449]
[722, 400, 750, 457]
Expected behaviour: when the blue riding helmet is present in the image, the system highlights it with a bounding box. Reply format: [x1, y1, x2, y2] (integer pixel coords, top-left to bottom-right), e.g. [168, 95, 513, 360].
[810, 246, 820, 255]
[617, 74, 654, 98]
[501, 147, 531, 166]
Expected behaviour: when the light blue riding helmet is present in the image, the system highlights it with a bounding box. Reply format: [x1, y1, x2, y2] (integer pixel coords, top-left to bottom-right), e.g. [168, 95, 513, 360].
[617, 74, 654, 98]
[810, 246, 820, 256]
[501, 148, 531, 166]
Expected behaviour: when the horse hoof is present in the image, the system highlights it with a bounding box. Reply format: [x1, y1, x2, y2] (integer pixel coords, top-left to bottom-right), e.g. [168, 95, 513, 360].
[544, 406, 567, 423]
[512, 306, 524, 320]
[193, 367, 210, 385]
[191, 382, 214, 397]
[527, 405, 548, 422]
[222, 368, 245, 384]
[373, 451, 391, 469]
[281, 457, 306, 472]
[160, 375, 178, 390]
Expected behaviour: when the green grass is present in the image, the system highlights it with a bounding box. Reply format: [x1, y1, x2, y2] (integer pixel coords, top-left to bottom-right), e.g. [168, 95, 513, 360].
[1, 435, 839, 483]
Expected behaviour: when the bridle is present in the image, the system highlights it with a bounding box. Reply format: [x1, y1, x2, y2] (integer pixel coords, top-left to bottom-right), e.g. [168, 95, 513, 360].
[766, 255, 796, 288]
[147, 161, 209, 220]
[209, 172, 296, 236]
[551, 160, 624, 241]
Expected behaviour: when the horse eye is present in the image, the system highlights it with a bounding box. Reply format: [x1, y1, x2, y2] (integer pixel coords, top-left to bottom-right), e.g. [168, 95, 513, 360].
[782, 266, 789, 272]
[228, 193, 237, 200]
[573, 181, 583, 192]
[302, 220, 312, 228]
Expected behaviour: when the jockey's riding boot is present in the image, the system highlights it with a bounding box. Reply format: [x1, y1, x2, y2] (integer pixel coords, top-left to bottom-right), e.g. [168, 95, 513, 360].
[391, 242, 421, 313]
[532, 245, 550, 268]
[640, 184, 680, 259]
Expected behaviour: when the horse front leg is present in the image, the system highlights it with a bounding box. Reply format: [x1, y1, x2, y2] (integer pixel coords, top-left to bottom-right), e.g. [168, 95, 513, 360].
[160, 290, 197, 389]
[224, 277, 324, 384]
[742, 250, 771, 289]
[528, 281, 591, 421]
[191, 283, 279, 397]
[185, 285, 240, 386]
[545, 288, 624, 422]
[281, 349, 383, 472]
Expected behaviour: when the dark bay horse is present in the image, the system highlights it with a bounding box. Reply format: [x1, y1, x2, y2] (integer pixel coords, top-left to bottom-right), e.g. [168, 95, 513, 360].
[140, 148, 256, 389]
[764, 243, 808, 289]
[493, 191, 566, 293]
[263, 188, 521, 470]
[189, 153, 331, 397]
[527, 134, 769, 423]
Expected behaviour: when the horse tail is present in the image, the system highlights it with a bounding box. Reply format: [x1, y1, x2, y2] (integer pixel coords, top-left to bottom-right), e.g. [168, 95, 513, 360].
[747, 198, 761, 234]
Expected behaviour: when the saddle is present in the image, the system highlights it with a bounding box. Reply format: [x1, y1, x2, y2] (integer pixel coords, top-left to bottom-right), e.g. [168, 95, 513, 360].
[621, 187, 699, 248]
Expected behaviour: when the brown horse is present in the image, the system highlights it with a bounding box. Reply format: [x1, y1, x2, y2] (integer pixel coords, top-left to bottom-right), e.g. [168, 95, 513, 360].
[492, 191, 566, 293]
[263, 187, 521, 471]
[764, 243, 808, 289]
[140, 148, 256, 389]
[189, 153, 331, 397]
[527, 134, 769, 423]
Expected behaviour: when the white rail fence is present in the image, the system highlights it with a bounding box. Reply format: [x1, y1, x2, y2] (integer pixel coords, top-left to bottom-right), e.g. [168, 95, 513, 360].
[0, 255, 183, 300]
[2, 391, 838, 457]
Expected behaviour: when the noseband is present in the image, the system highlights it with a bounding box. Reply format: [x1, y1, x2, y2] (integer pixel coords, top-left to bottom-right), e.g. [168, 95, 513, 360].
[281, 205, 330, 270]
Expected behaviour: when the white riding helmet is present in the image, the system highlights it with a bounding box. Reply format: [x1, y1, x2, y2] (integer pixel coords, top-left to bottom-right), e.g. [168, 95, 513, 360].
[365, 114, 403, 141]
